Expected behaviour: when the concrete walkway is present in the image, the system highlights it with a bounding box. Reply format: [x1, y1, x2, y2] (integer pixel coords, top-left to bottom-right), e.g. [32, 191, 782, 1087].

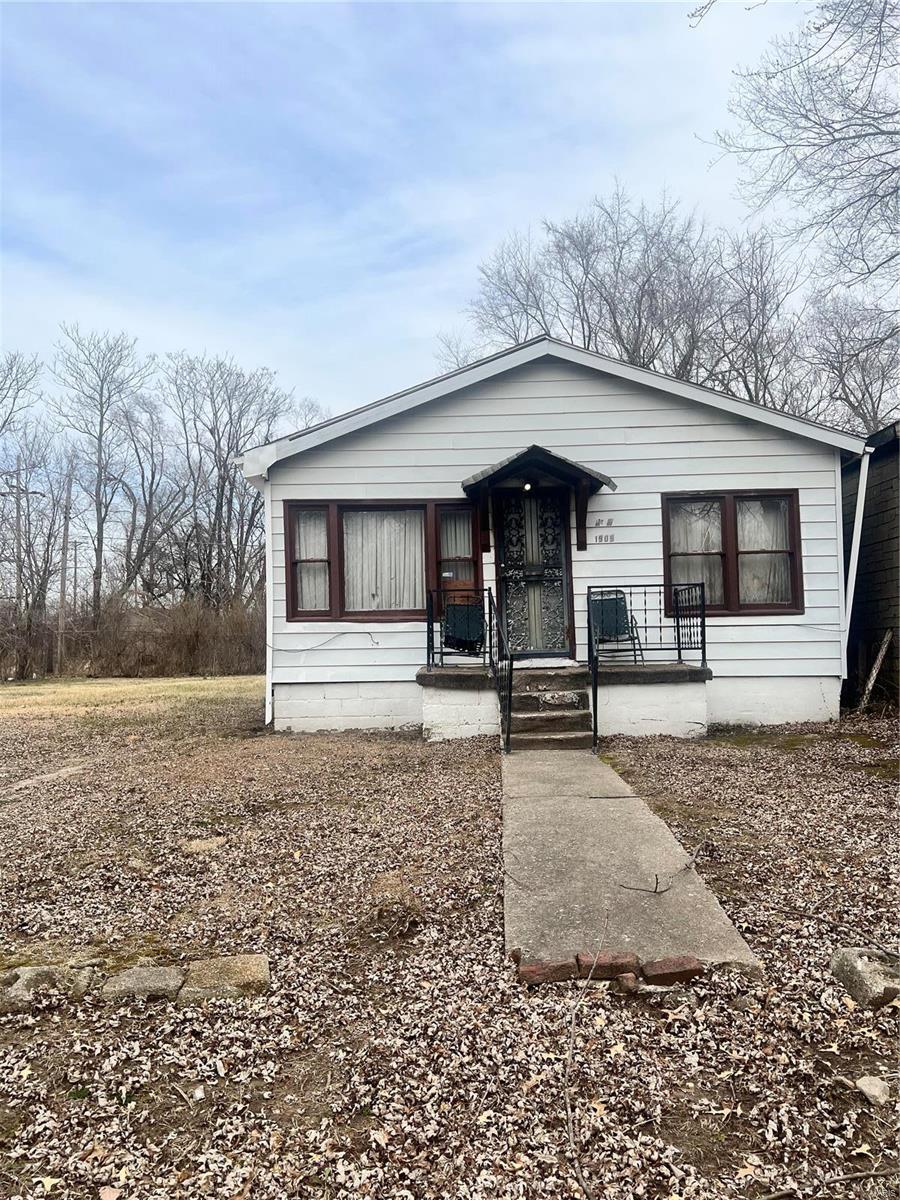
[502, 750, 760, 971]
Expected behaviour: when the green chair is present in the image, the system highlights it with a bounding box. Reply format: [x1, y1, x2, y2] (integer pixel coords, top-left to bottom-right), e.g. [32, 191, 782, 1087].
[444, 598, 486, 655]
[589, 589, 644, 664]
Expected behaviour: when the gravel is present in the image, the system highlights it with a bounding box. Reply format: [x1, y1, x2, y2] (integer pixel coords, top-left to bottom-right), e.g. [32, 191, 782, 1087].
[0, 678, 897, 1199]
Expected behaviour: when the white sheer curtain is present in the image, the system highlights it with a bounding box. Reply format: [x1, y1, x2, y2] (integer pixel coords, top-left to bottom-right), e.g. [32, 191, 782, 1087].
[343, 509, 425, 611]
[668, 500, 724, 605]
[737, 497, 791, 604]
[294, 510, 329, 611]
[439, 510, 474, 583]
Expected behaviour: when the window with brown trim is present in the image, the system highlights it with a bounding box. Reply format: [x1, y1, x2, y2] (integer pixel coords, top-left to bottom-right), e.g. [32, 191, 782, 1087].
[284, 500, 480, 620]
[662, 490, 804, 615]
[287, 506, 331, 615]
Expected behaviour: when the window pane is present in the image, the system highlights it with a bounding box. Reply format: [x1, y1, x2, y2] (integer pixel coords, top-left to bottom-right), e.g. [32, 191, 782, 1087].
[294, 509, 327, 559]
[669, 500, 722, 552]
[739, 552, 792, 605]
[737, 497, 789, 551]
[670, 554, 724, 606]
[296, 562, 329, 611]
[440, 510, 472, 558]
[440, 560, 475, 584]
[343, 509, 425, 611]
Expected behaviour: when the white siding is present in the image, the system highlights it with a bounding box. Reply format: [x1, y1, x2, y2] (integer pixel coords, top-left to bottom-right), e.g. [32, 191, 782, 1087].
[267, 360, 844, 690]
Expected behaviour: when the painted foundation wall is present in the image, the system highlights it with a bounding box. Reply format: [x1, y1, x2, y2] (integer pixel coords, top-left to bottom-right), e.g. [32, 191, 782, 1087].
[594, 681, 708, 738]
[273, 681, 422, 732]
[706, 676, 840, 726]
[422, 686, 500, 741]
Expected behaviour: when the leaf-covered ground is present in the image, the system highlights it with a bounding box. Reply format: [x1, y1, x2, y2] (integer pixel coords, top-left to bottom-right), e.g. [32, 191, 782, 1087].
[0, 676, 897, 1199]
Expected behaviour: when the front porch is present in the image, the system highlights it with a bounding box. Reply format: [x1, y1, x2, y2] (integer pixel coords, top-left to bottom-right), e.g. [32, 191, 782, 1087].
[419, 581, 712, 748]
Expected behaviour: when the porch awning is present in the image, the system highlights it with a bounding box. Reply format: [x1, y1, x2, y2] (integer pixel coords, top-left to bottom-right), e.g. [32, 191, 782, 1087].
[461, 444, 615, 495]
[461, 445, 616, 552]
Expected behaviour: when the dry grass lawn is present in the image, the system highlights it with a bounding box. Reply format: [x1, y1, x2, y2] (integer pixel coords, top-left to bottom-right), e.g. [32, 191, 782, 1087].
[0, 676, 897, 1200]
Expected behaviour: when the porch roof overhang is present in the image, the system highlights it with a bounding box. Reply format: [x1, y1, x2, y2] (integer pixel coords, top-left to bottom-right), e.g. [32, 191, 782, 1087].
[461, 445, 616, 552]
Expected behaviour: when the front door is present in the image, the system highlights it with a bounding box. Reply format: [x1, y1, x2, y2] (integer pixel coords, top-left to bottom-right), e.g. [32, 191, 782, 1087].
[495, 488, 572, 656]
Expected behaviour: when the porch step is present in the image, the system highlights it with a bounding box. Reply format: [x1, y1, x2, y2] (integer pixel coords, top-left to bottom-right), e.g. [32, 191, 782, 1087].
[512, 666, 591, 692]
[510, 709, 592, 734]
[513, 688, 589, 712]
[508, 730, 594, 751]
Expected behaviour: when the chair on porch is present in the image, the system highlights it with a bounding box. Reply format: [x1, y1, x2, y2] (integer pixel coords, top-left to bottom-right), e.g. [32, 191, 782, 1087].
[588, 589, 645, 665]
[443, 596, 486, 656]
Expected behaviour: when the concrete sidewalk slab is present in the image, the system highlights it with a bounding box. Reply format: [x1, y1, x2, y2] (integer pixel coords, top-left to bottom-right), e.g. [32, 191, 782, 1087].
[503, 752, 634, 799]
[502, 750, 760, 973]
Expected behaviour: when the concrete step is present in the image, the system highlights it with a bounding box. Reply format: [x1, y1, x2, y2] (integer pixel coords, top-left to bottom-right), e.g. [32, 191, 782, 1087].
[512, 666, 591, 693]
[510, 709, 592, 734]
[513, 688, 589, 713]
[508, 730, 594, 751]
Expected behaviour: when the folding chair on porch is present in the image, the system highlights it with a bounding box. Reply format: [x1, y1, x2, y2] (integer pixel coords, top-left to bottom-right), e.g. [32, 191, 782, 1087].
[588, 588, 645, 665]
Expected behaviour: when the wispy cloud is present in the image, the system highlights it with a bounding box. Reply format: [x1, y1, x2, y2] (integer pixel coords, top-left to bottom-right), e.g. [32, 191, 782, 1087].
[1, 1, 804, 411]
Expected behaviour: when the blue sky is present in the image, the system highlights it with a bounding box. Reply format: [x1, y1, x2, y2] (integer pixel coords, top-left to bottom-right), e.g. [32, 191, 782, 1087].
[1, 1, 804, 415]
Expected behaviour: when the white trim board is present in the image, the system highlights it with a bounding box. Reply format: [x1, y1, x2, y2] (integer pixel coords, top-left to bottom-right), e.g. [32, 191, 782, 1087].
[241, 338, 866, 479]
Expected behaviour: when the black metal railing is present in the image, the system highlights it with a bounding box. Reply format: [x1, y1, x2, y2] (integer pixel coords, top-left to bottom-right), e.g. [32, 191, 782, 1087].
[425, 587, 512, 751]
[488, 590, 513, 753]
[587, 582, 707, 750]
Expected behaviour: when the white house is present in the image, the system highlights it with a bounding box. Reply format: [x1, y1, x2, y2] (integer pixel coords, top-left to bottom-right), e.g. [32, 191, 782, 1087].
[241, 338, 867, 746]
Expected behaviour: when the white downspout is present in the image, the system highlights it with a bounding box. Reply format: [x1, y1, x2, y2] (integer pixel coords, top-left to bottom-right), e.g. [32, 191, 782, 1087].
[842, 445, 875, 666]
[263, 480, 274, 726]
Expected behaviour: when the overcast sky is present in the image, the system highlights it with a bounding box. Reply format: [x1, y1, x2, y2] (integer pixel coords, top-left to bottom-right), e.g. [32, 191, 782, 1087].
[2, 1, 808, 416]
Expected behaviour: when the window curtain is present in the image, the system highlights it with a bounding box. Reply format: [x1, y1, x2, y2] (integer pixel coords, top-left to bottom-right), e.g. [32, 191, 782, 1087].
[343, 509, 425, 611]
[439, 510, 475, 583]
[668, 500, 724, 605]
[294, 510, 328, 610]
[440, 511, 472, 558]
[737, 498, 791, 604]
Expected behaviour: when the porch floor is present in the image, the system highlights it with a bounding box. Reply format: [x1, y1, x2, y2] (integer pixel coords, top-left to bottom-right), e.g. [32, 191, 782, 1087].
[502, 749, 759, 971]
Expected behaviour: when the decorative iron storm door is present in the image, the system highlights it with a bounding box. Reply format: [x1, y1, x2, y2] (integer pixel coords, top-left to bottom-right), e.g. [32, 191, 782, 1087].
[495, 489, 572, 656]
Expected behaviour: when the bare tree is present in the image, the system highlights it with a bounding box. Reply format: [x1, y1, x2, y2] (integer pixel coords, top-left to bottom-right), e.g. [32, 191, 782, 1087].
[716, 0, 900, 295]
[0, 422, 66, 679]
[112, 395, 189, 599]
[51, 325, 154, 629]
[468, 189, 730, 384]
[806, 294, 900, 432]
[159, 353, 321, 607]
[710, 230, 822, 418]
[0, 351, 41, 441]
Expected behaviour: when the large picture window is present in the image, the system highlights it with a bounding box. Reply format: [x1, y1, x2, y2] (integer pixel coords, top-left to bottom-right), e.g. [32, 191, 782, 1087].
[284, 501, 479, 620]
[662, 490, 803, 615]
[342, 509, 425, 613]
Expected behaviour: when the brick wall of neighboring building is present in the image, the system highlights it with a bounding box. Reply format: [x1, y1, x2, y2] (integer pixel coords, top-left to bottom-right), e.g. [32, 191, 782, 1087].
[842, 424, 899, 705]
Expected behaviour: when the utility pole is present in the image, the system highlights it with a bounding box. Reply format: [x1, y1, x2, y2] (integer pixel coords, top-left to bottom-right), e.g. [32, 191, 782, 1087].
[57, 469, 73, 673]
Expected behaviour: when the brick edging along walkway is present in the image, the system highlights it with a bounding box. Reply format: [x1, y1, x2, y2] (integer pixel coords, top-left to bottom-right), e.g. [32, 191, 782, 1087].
[512, 949, 705, 989]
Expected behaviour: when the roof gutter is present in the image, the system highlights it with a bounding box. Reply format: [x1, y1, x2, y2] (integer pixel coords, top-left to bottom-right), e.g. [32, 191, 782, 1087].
[842, 444, 875, 668]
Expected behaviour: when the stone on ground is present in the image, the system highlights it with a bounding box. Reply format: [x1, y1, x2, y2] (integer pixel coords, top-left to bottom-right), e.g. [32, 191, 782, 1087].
[101, 965, 185, 1001]
[830, 947, 900, 1009]
[855, 1076, 891, 1105]
[177, 954, 270, 1004]
[0, 966, 76, 1013]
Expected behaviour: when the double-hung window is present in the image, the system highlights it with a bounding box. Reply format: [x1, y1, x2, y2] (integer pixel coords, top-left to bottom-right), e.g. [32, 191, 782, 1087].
[284, 501, 479, 619]
[662, 491, 803, 615]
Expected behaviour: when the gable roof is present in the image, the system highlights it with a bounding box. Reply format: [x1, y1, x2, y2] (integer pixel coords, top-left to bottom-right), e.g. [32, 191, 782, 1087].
[241, 337, 865, 478]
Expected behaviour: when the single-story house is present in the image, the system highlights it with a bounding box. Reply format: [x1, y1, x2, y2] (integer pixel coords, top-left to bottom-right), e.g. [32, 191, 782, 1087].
[841, 421, 899, 705]
[241, 337, 867, 746]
